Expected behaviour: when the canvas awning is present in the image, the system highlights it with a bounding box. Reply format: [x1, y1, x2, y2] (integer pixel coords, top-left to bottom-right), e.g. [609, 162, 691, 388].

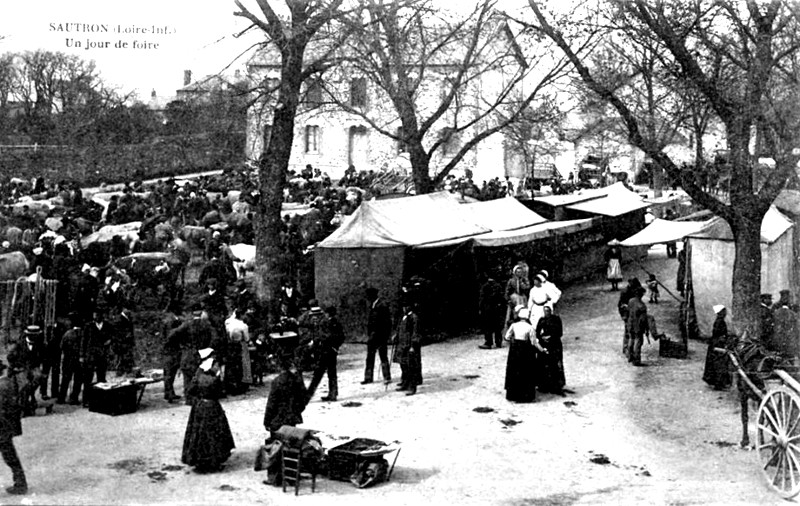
[688, 206, 793, 244]
[317, 192, 489, 248]
[619, 218, 714, 247]
[417, 219, 594, 248]
[460, 198, 548, 231]
[473, 219, 594, 247]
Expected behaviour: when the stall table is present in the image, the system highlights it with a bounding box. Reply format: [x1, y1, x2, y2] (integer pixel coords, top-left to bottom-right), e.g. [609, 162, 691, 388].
[89, 377, 162, 416]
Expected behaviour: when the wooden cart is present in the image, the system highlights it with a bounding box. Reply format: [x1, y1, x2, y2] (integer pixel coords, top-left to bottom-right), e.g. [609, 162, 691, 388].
[729, 350, 800, 498]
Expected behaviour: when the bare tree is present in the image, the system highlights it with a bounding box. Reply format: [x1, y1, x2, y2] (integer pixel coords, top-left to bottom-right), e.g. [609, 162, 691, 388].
[234, 0, 353, 315]
[529, 0, 800, 334]
[320, 0, 569, 194]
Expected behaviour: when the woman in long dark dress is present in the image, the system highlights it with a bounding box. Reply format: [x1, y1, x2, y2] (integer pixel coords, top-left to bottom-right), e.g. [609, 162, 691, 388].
[182, 349, 236, 471]
[702, 305, 732, 390]
[504, 307, 546, 403]
[536, 306, 566, 395]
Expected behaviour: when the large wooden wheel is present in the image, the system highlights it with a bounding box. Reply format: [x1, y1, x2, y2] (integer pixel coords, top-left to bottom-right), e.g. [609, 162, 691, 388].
[756, 385, 800, 499]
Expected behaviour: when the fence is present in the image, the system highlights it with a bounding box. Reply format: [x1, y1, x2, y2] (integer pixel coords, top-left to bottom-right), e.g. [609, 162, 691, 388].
[0, 276, 57, 346]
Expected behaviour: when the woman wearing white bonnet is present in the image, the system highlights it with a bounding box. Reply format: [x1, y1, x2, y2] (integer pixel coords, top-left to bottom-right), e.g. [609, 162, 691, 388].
[503, 305, 546, 403]
[527, 274, 551, 330]
[181, 348, 236, 472]
[703, 305, 731, 390]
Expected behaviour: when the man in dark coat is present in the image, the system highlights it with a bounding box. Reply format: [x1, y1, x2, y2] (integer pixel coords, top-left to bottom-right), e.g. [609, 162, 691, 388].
[304, 304, 346, 402]
[0, 361, 27, 495]
[169, 311, 217, 405]
[7, 326, 44, 417]
[362, 288, 392, 385]
[394, 304, 422, 395]
[263, 355, 308, 436]
[58, 314, 83, 405]
[627, 287, 649, 366]
[112, 309, 136, 376]
[478, 275, 506, 349]
[618, 278, 642, 359]
[80, 309, 113, 407]
[200, 279, 228, 334]
[162, 303, 184, 403]
[772, 296, 800, 360]
[39, 319, 64, 400]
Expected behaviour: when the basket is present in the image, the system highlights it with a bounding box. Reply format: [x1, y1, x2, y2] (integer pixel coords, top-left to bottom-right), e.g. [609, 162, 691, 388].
[326, 438, 386, 481]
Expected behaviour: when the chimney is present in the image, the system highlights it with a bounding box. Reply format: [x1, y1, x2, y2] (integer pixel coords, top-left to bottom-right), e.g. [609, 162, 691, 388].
[151, 89, 157, 99]
[183, 70, 192, 86]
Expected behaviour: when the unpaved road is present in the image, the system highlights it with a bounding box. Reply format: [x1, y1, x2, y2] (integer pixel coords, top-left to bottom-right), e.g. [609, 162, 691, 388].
[6, 246, 785, 505]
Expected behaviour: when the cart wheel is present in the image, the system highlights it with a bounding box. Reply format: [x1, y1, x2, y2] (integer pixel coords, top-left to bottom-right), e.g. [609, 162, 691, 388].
[756, 386, 800, 499]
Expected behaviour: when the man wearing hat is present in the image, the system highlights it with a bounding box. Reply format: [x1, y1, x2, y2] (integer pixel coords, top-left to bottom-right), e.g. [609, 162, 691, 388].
[112, 308, 136, 377]
[80, 310, 113, 407]
[626, 287, 649, 366]
[362, 287, 392, 385]
[58, 313, 84, 405]
[7, 326, 44, 417]
[162, 302, 184, 403]
[772, 294, 800, 361]
[169, 310, 217, 405]
[0, 360, 27, 495]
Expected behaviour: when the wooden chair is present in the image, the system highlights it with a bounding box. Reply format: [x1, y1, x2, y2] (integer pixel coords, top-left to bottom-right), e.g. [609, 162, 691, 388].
[281, 446, 316, 495]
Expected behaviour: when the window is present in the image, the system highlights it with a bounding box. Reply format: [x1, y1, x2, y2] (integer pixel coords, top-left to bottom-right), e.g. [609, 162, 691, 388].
[306, 79, 323, 106]
[304, 125, 320, 153]
[439, 127, 461, 157]
[350, 77, 367, 107]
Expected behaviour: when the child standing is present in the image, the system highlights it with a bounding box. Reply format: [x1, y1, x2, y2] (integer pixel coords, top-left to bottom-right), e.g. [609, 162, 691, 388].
[647, 274, 659, 304]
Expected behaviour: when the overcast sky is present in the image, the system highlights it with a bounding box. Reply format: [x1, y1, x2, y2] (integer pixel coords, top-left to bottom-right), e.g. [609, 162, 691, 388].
[1, 0, 532, 102]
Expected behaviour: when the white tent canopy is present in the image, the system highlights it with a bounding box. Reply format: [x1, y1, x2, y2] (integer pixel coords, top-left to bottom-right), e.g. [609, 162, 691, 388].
[620, 218, 714, 247]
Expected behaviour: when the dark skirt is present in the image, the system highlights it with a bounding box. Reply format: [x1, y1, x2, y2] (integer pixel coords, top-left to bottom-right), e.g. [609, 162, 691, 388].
[702, 344, 731, 389]
[182, 399, 236, 470]
[538, 338, 566, 394]
[504, 340, 537, 403]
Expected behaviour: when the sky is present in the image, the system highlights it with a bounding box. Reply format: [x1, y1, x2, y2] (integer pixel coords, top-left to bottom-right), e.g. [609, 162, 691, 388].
[0, 0, 534, 103]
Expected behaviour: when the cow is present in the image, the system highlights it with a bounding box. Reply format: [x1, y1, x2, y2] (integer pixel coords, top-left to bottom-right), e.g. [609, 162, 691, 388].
[0, 251, 30, 281]
[228, 243, 256, 280]
[179, 225, 211, 253]
[113, 252, 186, 310]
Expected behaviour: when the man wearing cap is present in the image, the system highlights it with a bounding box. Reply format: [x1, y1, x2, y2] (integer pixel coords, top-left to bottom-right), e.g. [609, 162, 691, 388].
[112, 309, 136, 377]
[703, 305, 732, 389]
[362, 288, 392, 385]
[0, 360, 28, 495]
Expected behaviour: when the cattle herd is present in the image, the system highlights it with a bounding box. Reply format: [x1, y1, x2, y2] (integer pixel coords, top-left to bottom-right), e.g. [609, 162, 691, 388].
[0, 167, 370, 340]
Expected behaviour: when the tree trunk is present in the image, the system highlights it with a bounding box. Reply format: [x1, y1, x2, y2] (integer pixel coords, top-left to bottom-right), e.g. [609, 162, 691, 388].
[253, 45, 305, 324]
[729, 213, 763, 339]
[409, 142, 434, 194]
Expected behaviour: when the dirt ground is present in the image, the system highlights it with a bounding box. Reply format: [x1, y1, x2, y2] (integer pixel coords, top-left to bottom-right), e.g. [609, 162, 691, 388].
[4, 245, 789, 505]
